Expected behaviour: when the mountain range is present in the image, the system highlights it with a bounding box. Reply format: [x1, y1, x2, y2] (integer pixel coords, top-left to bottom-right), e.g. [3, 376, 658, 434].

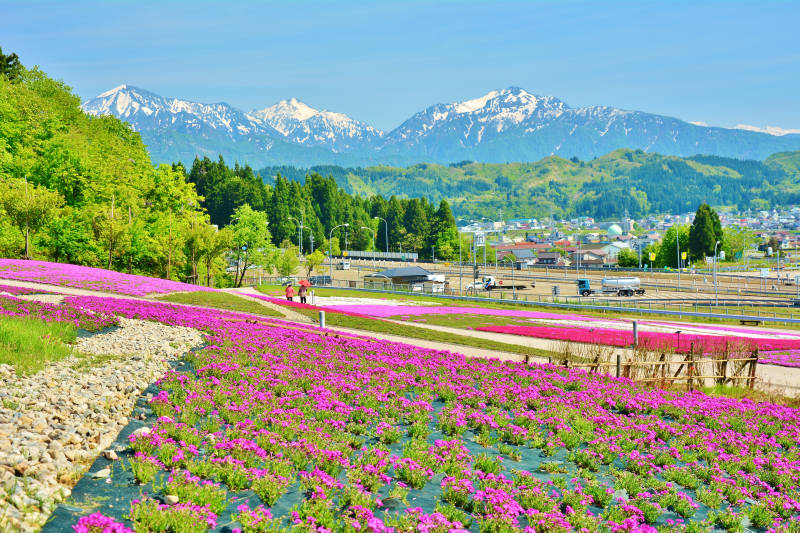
[81, 85, 800, 167]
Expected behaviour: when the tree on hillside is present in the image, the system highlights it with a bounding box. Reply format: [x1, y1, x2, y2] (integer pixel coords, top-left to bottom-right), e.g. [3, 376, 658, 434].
[689, 204, 723, 261]
[200, 226, 233, 287]
[0, 177, 63, 259]
[230, 204, 273, 287]
[0, 48, 22, 81]
[43, 210, 99, 265]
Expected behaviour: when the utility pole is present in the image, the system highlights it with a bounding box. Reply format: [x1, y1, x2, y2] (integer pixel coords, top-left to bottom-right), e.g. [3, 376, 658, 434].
[309, 233, 314, 254]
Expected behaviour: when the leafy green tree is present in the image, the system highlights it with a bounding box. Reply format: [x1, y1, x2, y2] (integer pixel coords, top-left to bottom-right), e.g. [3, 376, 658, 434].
[230, 204, 273, 287]
[276, 246, 300, 277]
[43, 210, 99, 265]
[328, 236, 341, 257]
[0, 177, 63, 258]
[616, 248, 639, 268]
[722, 227, 756, 262]
[200, 226, 233, 287]
[642, 243, 660, 268]
[0, 48, 22, 81]
[689, 204, 722, 261]
[430, 200, 459, 260]
[656, 225, 689, 268]
[304, 249, 325, 277]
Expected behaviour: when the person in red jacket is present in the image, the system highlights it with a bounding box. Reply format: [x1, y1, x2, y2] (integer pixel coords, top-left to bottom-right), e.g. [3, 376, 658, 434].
[285, 284, 294, 302]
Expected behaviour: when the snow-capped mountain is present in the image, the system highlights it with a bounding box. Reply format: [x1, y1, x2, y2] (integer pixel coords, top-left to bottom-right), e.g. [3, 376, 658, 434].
[384, 87, 569, 146]
[248, 98, 383, 151]
[81, 85, 269, 138]
[81, 85, 800, 167]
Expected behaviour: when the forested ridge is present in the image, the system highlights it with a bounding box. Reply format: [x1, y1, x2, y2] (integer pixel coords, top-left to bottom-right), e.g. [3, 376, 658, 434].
[259, 148, 800, 220]
[0, 52, 460, 285]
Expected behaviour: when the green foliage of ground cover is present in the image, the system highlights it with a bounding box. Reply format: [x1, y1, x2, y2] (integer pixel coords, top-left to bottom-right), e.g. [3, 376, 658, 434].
[0, 314, 75, 374]
[154, 291, 282, 317]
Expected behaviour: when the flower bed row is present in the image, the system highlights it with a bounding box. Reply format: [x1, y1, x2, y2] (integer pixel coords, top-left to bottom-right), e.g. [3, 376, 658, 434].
[476, 324, 800, 368]
[0, 294, 118, 332]
[0, 283, 57, 295]
[43, 295, 800, 532]
[0, 259, 216, 296]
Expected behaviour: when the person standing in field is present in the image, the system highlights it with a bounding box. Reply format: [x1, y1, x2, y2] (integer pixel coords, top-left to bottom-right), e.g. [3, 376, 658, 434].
[298, 283, 307, 304]
[285, 284, 294, 302]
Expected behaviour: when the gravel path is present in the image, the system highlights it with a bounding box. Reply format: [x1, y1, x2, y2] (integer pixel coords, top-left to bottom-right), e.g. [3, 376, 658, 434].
[0, 318, 203, 531]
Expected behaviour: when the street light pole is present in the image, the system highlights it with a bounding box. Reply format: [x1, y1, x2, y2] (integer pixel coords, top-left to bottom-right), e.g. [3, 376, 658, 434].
[329, 223, 349, 282]
[374, 216, 388, 254]
[714, 240, 721, 306]
[289, 216, 304, 257]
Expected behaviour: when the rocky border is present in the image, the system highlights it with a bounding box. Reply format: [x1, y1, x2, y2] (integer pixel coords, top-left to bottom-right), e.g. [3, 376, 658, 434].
[0, 317, 203, 531]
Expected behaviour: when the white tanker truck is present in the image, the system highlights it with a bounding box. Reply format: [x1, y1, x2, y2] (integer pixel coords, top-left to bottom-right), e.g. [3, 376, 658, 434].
[577, 277, 645, 297]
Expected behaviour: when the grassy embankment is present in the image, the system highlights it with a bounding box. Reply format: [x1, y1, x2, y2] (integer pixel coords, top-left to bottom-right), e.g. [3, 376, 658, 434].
[155, 291, 283, 317]
[0, 315, 76, 374]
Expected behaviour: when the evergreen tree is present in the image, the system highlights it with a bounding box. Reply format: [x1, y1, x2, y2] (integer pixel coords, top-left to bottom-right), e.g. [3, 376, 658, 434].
[0, 47, 22, 81]
[689, 203, 722, 261]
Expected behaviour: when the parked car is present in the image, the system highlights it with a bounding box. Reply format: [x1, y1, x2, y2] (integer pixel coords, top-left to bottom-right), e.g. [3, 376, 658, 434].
[335, 261, 351, 270]
[309, 275, 332, 286]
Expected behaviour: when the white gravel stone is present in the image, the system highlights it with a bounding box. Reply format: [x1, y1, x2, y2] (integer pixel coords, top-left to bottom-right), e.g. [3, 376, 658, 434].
[0, 316, 203, 531]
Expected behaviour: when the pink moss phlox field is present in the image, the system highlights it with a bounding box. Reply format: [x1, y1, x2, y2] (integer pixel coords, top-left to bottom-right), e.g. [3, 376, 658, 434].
[43, 294, 800, 532]
[477, 323, 800, 362]
[0, 283, 57, 295]
[0, 294, 118, 331]
[0, 259, 216, 296]
[326, 304, 600, 321]
[72, 512, 134, 533]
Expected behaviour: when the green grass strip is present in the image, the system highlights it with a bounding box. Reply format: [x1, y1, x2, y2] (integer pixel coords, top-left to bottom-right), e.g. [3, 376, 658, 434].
[155, 291, 283, 318]
[288, 306, 552, 360]
[0, 315, 76, 374]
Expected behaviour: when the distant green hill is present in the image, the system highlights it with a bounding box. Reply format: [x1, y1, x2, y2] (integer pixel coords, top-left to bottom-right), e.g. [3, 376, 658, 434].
[259, 149, 800, 220]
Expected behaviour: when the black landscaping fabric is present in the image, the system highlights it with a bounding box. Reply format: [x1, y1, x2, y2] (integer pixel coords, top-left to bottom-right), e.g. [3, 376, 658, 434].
[41, 349, 715, 532]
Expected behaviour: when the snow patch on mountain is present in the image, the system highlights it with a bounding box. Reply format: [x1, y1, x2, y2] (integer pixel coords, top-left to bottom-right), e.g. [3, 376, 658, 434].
[733, 124, 800, 136]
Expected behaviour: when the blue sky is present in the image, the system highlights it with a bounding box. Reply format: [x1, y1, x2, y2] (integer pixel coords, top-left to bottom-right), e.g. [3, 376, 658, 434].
[1, 0, 798, 131]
